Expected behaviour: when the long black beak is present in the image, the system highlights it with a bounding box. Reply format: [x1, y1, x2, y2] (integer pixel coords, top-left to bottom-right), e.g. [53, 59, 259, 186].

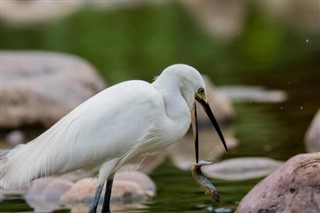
[196, 98, 229, 153]
[192, 103, 199, 163]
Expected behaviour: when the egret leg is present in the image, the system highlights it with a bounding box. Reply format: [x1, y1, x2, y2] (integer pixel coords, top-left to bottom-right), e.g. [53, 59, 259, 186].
[88, 183, 104, 213]
[101, 179, 114, 213]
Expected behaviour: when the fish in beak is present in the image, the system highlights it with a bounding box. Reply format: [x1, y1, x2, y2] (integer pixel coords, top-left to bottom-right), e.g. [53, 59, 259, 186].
[192, 92, 228, 163]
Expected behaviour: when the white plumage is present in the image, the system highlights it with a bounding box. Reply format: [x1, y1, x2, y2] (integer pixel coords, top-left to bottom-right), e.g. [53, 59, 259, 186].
[1, 64, 206, 189]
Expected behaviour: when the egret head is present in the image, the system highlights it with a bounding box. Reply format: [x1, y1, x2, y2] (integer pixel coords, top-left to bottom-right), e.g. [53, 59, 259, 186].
[155, 64, 228, 161]
[157, 64, 207, 107]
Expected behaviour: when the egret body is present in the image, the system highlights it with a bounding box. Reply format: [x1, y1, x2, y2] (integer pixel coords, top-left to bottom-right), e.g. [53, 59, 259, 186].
[0, 64, 227, 213]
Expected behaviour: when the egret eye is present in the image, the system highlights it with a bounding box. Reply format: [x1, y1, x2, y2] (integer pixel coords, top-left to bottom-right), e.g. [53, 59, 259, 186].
[198, 88, 204, 94]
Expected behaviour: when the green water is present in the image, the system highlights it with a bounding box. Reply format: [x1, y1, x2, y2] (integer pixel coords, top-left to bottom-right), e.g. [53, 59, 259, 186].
[1, 2, 319, 213]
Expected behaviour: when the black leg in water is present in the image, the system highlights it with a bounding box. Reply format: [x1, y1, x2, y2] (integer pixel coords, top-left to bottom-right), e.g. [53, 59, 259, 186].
[101, 179, 114, 213]
[88, 183, 104, 213]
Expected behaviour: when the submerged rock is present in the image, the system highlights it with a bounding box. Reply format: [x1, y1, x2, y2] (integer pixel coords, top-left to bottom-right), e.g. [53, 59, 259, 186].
[236, 153, 320, 213]
[1, 51, 105, 129]
[202, 157, 283, 181]
[305, 109, 320, 152]
[217, 85, 287, 103]
[25, 178, 74, 212]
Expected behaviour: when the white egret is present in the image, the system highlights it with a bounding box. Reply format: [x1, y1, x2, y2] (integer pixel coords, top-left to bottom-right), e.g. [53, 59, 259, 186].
[0, 64, 227, 213]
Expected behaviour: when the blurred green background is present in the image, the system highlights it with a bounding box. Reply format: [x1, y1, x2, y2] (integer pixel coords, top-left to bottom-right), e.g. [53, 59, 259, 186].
[1, 1, 319, 212]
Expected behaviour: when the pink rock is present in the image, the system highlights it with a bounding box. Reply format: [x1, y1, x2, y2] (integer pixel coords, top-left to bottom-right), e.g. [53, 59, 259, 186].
[115, 171, 156, 196]
[60, 178, 98, 203]
[25, 178, 74, 212]
[61, 174, 154, 204]
[25, 178, 74, 202]
[236, 153, 320, 213]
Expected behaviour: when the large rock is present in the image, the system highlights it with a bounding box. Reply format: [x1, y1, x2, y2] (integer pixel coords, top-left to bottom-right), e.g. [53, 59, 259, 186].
[305, 109, 320, 152]
[21, 171, 155, 212]
[60, 171, 156, 204]
[236, 153, 320, 213]
[202, 157, 283, 181]
[1, 51, 105, 129]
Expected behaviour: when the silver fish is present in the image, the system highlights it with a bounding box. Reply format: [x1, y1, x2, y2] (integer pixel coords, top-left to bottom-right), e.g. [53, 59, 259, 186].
[192, 160, 220, 203]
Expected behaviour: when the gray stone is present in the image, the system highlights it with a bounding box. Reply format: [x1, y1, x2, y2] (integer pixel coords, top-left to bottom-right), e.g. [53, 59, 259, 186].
[236, 153, 320, 213]
[202, 157, 283, 181]
[1, 51, 105, 129]
[217, 85, 287, 103]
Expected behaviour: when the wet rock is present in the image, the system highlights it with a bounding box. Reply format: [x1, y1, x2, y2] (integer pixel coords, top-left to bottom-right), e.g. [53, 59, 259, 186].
[202, 157, 283, 181]
[305, 109, 320, 152]
[1, 51, 105, 129]
[236, 153, 320, 213]
[217, 85, 287, 103]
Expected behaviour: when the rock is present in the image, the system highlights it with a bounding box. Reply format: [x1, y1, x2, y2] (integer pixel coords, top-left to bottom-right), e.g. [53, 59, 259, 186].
[0, 1, 83, 25]
[236, 153, 320, 213]
[1, 51, 105, 129]
[202, 157, 283, 181]
[61, 177, 150, 213]
[262, 1, 320, 34]
[305, 109, 320, 152]
[115, 171, 156, 197]
[182, 1, 247, 39]
[60, 178, 99, 204]
[25, 177, 74, 212]
[217, 85, 287, 103]
[61, 172, 155, 204]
